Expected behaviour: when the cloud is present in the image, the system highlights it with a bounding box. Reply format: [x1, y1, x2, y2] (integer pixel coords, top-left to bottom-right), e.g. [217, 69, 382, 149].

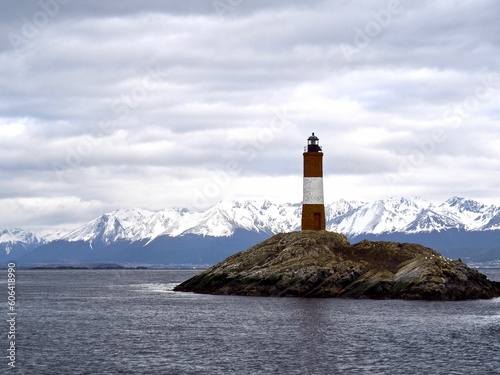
[1, 0, 500, 230]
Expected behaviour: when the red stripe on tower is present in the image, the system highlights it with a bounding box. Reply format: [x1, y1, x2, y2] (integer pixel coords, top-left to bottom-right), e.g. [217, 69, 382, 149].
[301, 132, 326, 231]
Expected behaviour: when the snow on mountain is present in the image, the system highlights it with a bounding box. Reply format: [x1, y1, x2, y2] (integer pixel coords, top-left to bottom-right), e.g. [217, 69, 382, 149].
[326, 199, 365, 219]
[328, 197, 432, 235]
[481, 209, 500, 230]
[39, 229, 71, 243]
[147, 200, 301, 239]
[62, 208, 156, 246]
[328, 196, 500, 235]
[145, 208, 184, 239]
[56, 196, 500, 244]
[0, 228, 38, 244]
[403, 209, 465, 233]
[179, 205, 237, 237]
[438, 196, 493, 230]
[47, 200, 302, 245]
[3, 197, 499, 251]
[210, 200, 301, 235]
[0, 228, 43, 255]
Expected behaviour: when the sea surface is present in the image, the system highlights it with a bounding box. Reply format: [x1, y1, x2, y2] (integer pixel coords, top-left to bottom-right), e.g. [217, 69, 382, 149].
[2, 268, 499, 375]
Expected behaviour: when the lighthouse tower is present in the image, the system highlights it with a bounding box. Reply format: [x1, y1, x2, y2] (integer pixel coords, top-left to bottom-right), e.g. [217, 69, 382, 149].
[301, 133, 326, 231]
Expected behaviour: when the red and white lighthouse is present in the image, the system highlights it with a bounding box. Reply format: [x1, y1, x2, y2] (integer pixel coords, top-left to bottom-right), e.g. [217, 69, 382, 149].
[301, 132, 326, 231]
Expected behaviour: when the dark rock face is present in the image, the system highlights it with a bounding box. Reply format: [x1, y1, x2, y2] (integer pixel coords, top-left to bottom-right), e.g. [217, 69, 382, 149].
[174, 231, 500, 300]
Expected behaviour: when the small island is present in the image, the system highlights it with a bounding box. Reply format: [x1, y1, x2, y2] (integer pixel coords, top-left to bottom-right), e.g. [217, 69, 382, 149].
[177, 135, 499, 300]
[174, 231, 500, 300]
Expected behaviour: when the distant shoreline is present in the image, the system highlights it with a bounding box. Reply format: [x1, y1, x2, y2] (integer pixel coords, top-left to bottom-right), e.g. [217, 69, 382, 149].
[0, 264, 207, 270]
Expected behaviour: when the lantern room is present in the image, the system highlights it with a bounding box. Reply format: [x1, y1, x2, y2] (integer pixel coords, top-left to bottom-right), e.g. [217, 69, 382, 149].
[306, 132, 322, 152]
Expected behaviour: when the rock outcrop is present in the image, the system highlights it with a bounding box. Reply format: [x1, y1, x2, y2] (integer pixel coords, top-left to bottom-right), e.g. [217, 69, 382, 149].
[174, 231, 500, 300]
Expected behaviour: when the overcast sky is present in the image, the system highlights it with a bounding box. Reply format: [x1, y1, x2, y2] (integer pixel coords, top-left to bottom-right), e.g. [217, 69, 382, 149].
[1, 0, 499, 231]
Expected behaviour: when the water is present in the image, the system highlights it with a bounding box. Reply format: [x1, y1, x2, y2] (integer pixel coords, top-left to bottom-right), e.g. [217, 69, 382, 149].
[3, 269, 500, 374]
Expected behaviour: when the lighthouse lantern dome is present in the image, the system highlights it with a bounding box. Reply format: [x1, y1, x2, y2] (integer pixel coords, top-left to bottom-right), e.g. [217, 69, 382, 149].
[307, 132, 322, 152]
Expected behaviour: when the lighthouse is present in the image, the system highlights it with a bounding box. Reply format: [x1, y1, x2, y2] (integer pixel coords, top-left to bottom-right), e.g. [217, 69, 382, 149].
[301, 133, 326, 231]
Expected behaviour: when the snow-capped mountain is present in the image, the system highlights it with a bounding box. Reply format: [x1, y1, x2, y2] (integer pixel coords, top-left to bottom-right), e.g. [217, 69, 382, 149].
[439, 197, 495, 230]
[59, 200, 302, 245]
[403, 209, 465, 233]
[62, 208, 156, 246]
[328, 196, 500, 235]
[6, 196, 500, 246]
[326, 199, 365, 219]
[2, 196, 499, 265]
[328, 197, 432, 235]
[0, 228, 44, 259]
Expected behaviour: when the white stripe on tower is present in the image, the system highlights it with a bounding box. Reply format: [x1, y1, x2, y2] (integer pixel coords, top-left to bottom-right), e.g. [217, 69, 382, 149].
[303, 177, 324, 204]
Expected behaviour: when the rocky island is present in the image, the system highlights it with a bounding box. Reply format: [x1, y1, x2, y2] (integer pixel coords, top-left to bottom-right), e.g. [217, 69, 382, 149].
[174, 231, 500, 300]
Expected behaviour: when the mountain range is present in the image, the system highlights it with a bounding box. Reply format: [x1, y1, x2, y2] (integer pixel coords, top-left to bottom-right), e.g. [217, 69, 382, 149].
[2, 196, 499, 266]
